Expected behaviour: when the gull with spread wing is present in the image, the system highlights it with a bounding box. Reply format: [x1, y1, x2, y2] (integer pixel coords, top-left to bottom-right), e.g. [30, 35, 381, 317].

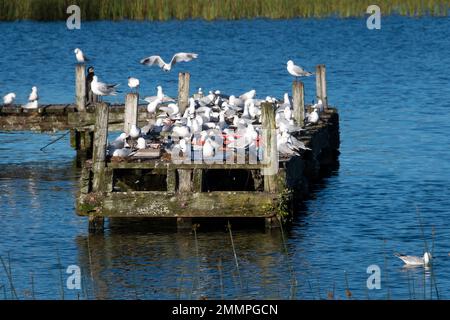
[140, 52, 198, 72]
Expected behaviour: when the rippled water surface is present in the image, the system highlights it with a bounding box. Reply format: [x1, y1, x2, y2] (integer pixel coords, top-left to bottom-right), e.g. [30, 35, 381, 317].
[1, 17, 450, 299]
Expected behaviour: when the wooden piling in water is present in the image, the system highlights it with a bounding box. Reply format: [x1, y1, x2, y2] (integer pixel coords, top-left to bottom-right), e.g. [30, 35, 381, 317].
[90, 102, 109, 231]
[178, 72, 190, 115]
[261, 102, 278, 193]
[124, 93, 139, 134]
[92, 102, 109, 192]
[316, 64, 328, 110]
[292, 81, 305, 127]
[75, 64, 86, 112]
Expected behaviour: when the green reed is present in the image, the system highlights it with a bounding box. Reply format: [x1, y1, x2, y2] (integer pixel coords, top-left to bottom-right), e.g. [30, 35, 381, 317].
[0, 0, 449, 21]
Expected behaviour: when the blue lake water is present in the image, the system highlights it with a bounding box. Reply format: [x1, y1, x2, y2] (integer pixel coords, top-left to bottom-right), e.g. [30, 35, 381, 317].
[1, 16, 450, 299]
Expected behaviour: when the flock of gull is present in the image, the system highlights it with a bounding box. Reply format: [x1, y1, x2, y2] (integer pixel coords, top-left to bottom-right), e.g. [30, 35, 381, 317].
[1, 48, 323, 161]
[73, 48, 324, 160]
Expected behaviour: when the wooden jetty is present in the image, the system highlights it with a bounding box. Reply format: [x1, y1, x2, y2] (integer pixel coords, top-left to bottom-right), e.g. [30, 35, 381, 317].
[0, 63, 340, 230]
[74, 65, 339, 231]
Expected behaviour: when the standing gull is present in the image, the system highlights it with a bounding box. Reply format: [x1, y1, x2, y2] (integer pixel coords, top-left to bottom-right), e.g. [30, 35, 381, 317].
[128, 77, 140, 93]
[3, 93, 16, 105]
[74, 48, 89, 63]
[140, 53, 198, 72]
[91, 76, 120, 100]
[28, 86, 38, 102]
[287, 60, 313, 80]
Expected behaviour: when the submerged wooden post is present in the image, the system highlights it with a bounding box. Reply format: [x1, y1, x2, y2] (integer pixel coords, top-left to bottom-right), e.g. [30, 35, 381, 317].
[316, 64, 328, 110]
[90, 102, 109, 231]
[178, 72, 190, 116]
[292, 80, 305, 127]
[124, 93, 139, 134]
[261, 102, 278, 193]
[75, 64, 86, 112]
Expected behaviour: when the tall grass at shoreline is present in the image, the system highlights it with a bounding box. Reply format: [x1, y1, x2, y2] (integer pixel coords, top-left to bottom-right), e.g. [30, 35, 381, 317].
[0, 0, 449, 21]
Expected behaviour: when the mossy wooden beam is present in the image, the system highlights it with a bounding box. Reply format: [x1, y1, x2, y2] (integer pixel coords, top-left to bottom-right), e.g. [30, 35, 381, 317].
[78, 191, 279, 218]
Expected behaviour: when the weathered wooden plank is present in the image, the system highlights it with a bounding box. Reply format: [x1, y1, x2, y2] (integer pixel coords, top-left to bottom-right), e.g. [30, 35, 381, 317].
[78, 191, 278, 218]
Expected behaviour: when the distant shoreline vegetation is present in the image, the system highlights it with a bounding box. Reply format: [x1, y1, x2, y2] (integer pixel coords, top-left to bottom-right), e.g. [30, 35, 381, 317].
[0, 0, 449, 21]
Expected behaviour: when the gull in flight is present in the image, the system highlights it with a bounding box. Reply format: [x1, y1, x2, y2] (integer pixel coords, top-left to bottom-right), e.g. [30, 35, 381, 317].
[3, 93, 16, 105]
[287, 60, 313, 80]
[74, 48, 89, 63]
[128, 77, 140, 93]
[91, 76, 120, 100]
[395, 252, 432, 267]
[140, 52, 198, 72]
[28, 86, 38, 102]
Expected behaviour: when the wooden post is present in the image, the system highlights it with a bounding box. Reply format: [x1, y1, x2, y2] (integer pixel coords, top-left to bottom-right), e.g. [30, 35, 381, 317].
[178, 169, 192, 193]
[316, 64, 328, 110]
[90, 102, 109, 231]
[178, 72, 190, 116]
[320, 64, 328, 110]
[177, 217, 192, 230]
[124, 93, 139, 134]
[92, 102, 109, 192]
[70, 129, 78, 149]
[75, 64, 86, 112]
[167, 169, 176, 192]
[192, 169, 203, 192]
[261, 102, 278, 193]
[292, 81, 305, 127]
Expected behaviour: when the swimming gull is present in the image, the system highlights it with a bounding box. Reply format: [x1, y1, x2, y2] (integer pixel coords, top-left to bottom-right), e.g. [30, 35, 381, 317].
[395, 252, 432, 267]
